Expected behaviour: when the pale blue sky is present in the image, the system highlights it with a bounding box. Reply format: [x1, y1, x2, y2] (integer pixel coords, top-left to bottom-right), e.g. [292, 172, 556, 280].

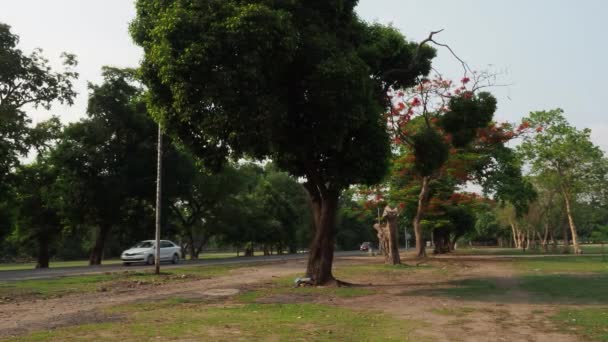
[2, 0, 606, 151]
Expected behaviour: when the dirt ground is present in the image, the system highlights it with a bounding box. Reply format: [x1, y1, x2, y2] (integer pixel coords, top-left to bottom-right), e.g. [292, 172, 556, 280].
[0, 255, 588, 341]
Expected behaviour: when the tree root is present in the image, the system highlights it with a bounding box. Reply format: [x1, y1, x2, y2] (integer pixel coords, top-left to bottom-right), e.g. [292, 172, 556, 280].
[296, 277, 357, 288]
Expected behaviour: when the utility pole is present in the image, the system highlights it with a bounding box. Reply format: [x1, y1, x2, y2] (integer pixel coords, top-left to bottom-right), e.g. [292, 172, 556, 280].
[155, 123, 163, 275]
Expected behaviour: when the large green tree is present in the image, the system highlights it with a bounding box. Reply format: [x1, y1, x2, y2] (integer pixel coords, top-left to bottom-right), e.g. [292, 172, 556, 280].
[52, 67, 157, 265]
[519, 109, 606, 254]
[130, 0, 435, 284]
[0, 23, 77, 240]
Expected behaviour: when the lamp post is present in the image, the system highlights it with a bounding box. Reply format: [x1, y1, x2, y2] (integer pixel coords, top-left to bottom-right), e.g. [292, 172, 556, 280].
[155, 123, 163, 275]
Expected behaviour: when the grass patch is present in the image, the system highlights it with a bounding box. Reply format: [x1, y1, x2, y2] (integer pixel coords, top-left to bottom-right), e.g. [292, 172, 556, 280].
[519, 274, 608, 304]
[14, 303, 421, 341]
[431, 307, 476, 316]
[552, 308, 608, 341]
[514, 256, 608, 274]
[0, 264, 241, 301]
[454, 244, 607, 256]
[410, 279, 506, 300]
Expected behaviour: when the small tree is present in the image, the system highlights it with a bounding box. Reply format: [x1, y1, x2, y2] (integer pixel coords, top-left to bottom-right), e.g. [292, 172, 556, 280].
[519, 109, 606, 254]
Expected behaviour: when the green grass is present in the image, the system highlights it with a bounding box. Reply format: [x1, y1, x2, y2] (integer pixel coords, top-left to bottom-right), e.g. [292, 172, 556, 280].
[12, 302, 422, 342]
[552, 308, 608, 341]
[410, 279, 506, 300]
[454, 244, 607, 256]
[0, 264, 241, 300]
[519, 274, 608, 304]
[514, 256, 608, 274]
[410, 257, 608, 304]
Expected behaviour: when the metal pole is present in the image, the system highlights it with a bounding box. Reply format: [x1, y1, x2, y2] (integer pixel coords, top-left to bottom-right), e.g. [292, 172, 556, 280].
[155, 123, 163, 275]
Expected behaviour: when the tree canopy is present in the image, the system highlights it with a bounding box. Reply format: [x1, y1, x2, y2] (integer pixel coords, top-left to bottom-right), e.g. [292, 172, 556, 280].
[130, 0, 436, 284]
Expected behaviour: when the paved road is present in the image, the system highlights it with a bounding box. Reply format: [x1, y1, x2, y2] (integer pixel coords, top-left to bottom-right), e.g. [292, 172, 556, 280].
[0, 251, 364, 281]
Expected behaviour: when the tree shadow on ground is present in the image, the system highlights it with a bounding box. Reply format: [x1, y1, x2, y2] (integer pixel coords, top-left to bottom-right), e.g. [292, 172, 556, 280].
[403, 273, 608, 305]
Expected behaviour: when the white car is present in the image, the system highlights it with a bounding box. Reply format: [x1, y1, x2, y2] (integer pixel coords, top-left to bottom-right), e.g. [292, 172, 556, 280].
[121, 240, 181, 266]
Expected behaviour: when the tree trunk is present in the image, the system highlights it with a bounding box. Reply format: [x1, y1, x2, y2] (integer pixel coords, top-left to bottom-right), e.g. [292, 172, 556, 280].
[36, 235, 50, 269]
[305, 188, 339, 285]
[89, 224, 110, 265]
[433, 228, 451, 254]
[450, 235, 459, 251]
[540, 224, 549, 253]
[563, 193, 582, 254]
[562, 223, 570, 254]
[550, 232, 558, 252]
[510, 222, 519, 248]
[187, 231, 198, 259]
[385, 208, 401, 265]
[373, 222, 389, 257]
[288, 243, 297, 254]
[413, 176, 431, 258]
[244, 243, 254, 257]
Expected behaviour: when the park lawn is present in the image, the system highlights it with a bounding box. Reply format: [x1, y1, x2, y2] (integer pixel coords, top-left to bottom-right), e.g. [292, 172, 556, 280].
[514, 256, 608, 274]
[454, 244, 607, 256]
[513, 256, 608, 305]
[408, 256, 608, 304]
[11, 302, 422, 342]
[552, 308, 608, 341]
[0, 264, 242, 301]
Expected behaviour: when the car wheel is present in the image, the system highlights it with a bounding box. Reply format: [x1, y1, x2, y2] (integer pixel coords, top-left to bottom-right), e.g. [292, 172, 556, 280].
[146, 255, 154, 265]
[172, 253, 180, 264]
[123, 262, 131, 266]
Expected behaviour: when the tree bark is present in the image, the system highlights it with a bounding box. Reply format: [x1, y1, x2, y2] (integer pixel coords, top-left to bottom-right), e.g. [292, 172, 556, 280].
[89, 224, 111, 265]
[510, 222, 518, 248]
[304, 187, 339, 285]
[186, 229, 198, 259]
[36, 235, 50, 269]
[374, 222, 389, 257]
[540, 223, 549, 253]
[384, 206, 401, 264]
[413, 176, 431, 258]
[563, 193, 582, 254]
[433, 228, 451, 254]
[550, 232, 558, 252]
[562, 223, 570, 254]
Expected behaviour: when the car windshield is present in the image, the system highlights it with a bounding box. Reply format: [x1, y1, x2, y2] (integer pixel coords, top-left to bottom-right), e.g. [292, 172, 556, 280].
[132, 241, 154, 248]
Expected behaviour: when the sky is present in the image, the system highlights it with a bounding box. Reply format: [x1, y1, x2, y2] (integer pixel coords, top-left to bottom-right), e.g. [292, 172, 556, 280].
[1, 0, 607, 152]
